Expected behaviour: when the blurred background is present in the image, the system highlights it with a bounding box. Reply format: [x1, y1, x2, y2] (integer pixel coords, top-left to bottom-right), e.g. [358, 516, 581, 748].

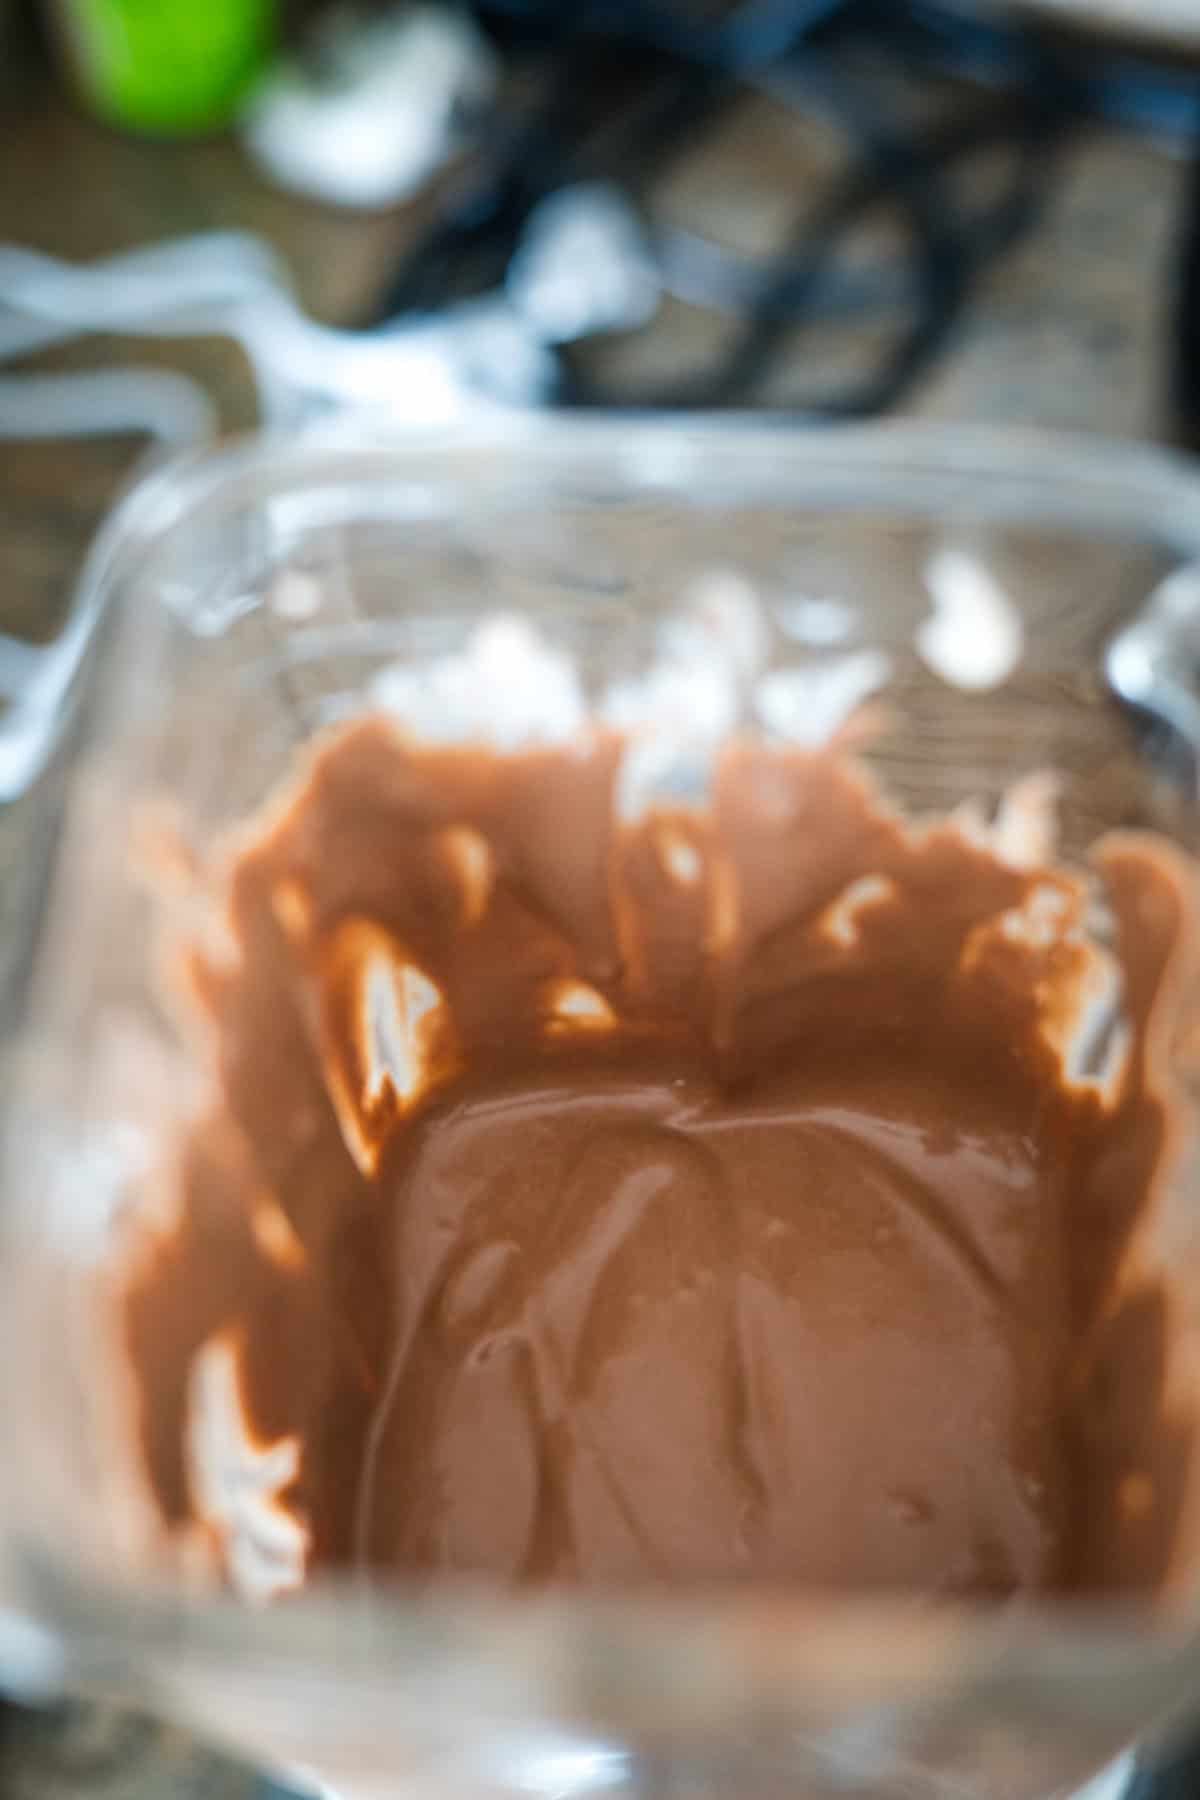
[3, 1, 1200, 1796]
[3, 0, 1200, 730]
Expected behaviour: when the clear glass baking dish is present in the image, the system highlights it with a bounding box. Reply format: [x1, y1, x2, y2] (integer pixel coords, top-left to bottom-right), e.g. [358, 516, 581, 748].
[7, 419, 1200, 1800]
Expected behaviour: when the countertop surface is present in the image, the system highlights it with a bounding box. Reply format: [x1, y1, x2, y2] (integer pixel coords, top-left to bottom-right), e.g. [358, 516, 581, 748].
[0, 46, 1192, 1800]
[0, 72, 1186, 659]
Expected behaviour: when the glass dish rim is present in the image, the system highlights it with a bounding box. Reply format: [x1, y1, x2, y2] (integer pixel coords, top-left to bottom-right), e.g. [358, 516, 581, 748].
[81, 415, 1200, 562]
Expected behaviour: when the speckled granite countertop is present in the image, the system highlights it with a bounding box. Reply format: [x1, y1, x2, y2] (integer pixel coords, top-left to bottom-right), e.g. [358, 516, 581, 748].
[0, 59, 1191, 1800]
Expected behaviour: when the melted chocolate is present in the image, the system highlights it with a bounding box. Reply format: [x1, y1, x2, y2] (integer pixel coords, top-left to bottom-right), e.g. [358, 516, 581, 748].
[122, 721, 1200, 1599]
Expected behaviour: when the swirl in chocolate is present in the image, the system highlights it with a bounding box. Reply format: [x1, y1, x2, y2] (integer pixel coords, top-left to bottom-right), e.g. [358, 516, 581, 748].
[122, 720, 1200, 1602]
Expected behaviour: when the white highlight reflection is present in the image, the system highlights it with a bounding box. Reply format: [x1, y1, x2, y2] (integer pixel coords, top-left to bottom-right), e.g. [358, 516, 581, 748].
[187, 1335, 308, 1604]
